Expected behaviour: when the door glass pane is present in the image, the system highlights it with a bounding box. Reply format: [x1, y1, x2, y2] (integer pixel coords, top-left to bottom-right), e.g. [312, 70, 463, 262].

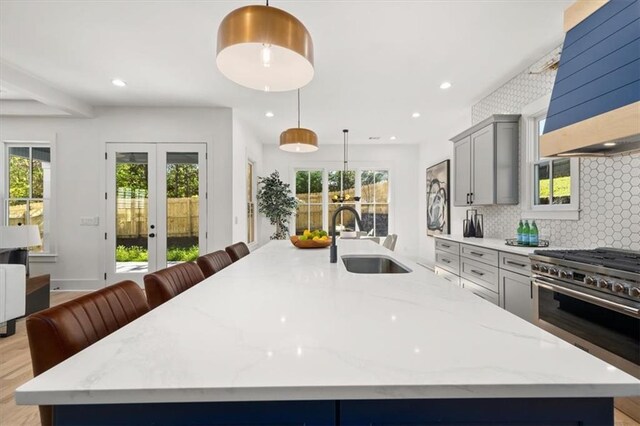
[375, 171, 389, 204]
[552, 159, 571, 205]
[8, 147, 30, 198]
[166, 152, 199, 266]
[375, 204, 389, 236]
[115, 152, 149, 273]
[534, 162, 550, 205]
[361, 204, 374, 235]
[247, 162, 255, 243]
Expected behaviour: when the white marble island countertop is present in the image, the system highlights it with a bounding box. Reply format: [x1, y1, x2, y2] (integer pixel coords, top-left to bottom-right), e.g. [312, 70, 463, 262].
[16, 240, 640, 406]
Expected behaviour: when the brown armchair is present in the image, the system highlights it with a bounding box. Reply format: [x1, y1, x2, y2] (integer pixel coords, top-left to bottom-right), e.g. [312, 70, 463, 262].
[143, 262, 205, 310]
[26, 280, 148, 426]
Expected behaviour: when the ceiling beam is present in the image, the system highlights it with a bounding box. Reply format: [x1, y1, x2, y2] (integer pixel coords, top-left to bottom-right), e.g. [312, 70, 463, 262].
[0, 100, 72, 117]
[0, 59, 93, 118]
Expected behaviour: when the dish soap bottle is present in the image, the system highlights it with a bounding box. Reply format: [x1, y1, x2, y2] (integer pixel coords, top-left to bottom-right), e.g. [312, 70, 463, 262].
[517, 220, 523, 244]
[522, 220, 530, 246]
[530, 220, 539, 246]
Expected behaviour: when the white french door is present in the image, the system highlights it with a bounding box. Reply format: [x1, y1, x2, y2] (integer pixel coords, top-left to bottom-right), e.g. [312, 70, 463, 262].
[105, 143, 207, 285]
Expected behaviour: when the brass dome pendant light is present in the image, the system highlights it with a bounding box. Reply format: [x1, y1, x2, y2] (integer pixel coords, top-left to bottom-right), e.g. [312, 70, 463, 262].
[332, 129, 361, 203]
[216, 1, 314, 92]
[280, 89, 318, 153]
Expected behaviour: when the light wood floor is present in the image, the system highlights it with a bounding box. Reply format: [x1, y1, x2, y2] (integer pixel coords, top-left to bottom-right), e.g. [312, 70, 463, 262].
[0, 291, 638, 426]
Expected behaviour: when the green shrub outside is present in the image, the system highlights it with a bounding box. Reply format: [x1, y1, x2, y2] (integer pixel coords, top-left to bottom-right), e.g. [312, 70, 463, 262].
[115, 245, 199, 262]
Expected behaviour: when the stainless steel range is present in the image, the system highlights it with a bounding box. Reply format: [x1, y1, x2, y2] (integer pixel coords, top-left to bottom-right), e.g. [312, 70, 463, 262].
[530, 248, 640, 421]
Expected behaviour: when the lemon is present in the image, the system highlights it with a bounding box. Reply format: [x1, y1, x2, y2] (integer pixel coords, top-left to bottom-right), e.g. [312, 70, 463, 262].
[303, 229, 312, 237]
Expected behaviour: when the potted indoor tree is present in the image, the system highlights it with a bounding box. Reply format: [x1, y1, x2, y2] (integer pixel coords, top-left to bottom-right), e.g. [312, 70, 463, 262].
[257, 171, 298, 240]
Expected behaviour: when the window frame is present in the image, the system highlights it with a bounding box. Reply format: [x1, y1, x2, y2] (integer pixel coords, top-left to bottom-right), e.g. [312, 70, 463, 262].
[1, 139, 57, 259]
[291, 166, 391, 237]
[521, 95, 580, 221]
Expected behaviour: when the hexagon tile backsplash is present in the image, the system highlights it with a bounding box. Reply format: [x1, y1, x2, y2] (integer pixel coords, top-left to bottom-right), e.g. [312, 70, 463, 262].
[469, 46, 640, 251]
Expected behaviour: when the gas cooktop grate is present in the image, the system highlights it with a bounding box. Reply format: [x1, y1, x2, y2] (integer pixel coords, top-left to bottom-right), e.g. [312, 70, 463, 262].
[534, 248, 640, 273]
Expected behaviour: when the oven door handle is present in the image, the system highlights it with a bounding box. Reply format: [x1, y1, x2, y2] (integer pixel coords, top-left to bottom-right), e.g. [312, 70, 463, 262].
[533, 278, 640, 317]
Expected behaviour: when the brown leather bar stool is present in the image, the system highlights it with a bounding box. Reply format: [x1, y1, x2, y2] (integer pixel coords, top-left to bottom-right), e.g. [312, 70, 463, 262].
[196, 250, 233, 278]
[26, 280, 148, 426]
[143, 262, 205, 310]
[225, 242, 250, 263]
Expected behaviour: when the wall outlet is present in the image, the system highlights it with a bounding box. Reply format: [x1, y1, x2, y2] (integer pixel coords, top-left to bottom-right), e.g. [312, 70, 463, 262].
[80, 216, 99, 226]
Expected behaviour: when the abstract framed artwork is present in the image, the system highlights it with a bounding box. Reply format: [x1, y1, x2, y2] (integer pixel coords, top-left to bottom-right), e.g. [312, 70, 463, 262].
[426, 159, 450, 236]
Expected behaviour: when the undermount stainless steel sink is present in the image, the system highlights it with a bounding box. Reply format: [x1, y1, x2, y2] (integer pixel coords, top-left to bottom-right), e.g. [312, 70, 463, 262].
[341, 255, 412, 274]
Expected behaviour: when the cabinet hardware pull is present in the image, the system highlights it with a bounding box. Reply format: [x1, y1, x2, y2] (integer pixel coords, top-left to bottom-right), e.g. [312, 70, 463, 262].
[506, 261, 527, 268]
[441, 244, 450, 248]
[470, 269, 485, 276]
[470, 193, 474, 204]
[442, 259, 451, 263]
[469, 251, 484, 257]
[466, 193, 470, 204]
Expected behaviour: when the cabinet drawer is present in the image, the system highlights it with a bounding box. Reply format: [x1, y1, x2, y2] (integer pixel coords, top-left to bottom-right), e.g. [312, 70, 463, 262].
[435, 239, 460, 256]
[434, 266, 461, 287]
[461, 278, 499, 306]
[460, 257, 499, 293]
[499, 252, 531, 276]
[460, 244, 499, 266]
[435, 251, 460, 275]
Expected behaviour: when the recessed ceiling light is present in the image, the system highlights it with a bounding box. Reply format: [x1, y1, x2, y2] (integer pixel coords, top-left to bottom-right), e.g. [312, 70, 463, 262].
[412, 112, 421, 118]
[604, 142, 617, 147]
[390, 136, 397, 141]
[440, 81, 452, 90]
[265, 111, 275, 118]
[111, 79, 127, 87]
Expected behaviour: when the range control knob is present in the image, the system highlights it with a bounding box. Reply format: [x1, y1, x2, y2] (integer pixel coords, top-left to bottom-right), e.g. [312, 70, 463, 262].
[559, 270, 572, 279]
[597, 279, 610, 289]
[540, 265, 549, 273]
[611, 283, 626, 293]
[630, 287, 640, 298]
[549, 268, 559, 276]
[531, 264, 540, 271]
[585, 276, 596, 286]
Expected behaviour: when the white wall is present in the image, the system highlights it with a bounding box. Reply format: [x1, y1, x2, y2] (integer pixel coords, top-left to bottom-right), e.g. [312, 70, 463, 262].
[231, 115, 263, 248]
[0, 107, 234, 290]
[417, 110, 471, 267]
[261, 144, 420, 258]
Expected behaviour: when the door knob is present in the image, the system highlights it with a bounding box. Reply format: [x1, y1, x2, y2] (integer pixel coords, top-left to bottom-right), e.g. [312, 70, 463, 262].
[149, 233, 156, 238]
[150, 224, 155, 229]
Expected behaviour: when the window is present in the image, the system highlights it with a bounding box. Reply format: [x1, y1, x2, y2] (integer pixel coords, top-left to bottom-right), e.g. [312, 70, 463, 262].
[521, 94, 579, 220]
[293, 168, 390, 237]
[5, 144, 52, 253]
[533, 117, 572, 206]
[360, 170, 389, 237]
[294, 170, 324, 235]
[328, 170, 356, 232]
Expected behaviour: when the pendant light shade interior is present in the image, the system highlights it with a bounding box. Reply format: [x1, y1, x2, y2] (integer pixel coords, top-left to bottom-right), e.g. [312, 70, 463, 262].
[217, 5, 314, 92]
[280, 89, 318, 152]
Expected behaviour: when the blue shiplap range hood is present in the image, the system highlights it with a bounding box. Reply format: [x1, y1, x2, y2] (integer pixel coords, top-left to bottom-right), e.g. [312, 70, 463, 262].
[540, 0, 640, 157]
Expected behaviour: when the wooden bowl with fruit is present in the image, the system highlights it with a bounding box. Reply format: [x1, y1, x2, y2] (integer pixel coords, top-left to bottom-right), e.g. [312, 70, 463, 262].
[290, 229, 332, 249]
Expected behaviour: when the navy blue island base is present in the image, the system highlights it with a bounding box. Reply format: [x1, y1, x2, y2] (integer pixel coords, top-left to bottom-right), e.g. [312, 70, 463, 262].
[53, 397, 614, 425]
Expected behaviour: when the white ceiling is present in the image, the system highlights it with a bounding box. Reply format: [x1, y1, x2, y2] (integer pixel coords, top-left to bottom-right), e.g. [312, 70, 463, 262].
[0, 86, 33, 100]
[0, 0, 571, 145]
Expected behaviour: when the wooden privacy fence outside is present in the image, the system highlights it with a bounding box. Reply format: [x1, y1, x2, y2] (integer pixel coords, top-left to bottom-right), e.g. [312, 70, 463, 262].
[296, 181, 389, 229]
[116, 197, 199, 238]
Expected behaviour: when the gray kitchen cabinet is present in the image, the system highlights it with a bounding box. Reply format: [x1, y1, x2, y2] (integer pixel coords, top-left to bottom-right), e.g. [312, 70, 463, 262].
[434, 237, 534, 323]
[451, 114, 520, 206]
[499, 269, 533, 322]
[453, 136, 471, 206]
